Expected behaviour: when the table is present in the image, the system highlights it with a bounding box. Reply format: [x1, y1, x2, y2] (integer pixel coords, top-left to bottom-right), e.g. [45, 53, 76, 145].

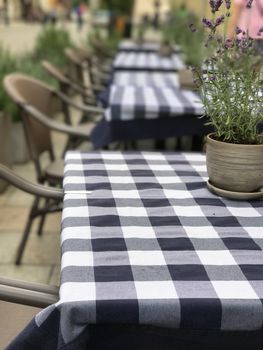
[113, 52, 186, 72]
[7, 151, 263, 350]
[92, 86, 207, 149]
[118, 41, 181, 54]
[112, 71, 180, 88]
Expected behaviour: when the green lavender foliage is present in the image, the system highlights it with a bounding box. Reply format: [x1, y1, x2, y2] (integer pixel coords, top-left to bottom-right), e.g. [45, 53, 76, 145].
[162, 7, 205, 67]
[193, 5, 263, 144]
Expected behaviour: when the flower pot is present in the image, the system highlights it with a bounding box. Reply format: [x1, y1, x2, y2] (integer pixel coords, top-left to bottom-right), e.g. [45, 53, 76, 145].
[178, 69, 195, 90]
[12, 122, 30, 164]
[159, 43, 173, 57]
[0, 113, 13, 193]
[206, 133, 263, 193]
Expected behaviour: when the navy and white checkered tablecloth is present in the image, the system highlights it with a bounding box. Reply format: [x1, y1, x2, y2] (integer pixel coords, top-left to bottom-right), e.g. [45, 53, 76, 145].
[113, 72, 180, 87]
[118, 41, 181, 53]
[92, 86, 206, 148]
[59, 151, 263, 333]
[113, 52, 186, 71]
[6, 151, 263, 350]
[103, 86, 203, 121]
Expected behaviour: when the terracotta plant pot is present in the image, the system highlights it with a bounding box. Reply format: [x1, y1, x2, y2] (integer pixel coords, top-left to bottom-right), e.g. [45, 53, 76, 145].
[206, 133, 263, 193]
[178, 69, 195, 90]
[159, 43, 173, 57]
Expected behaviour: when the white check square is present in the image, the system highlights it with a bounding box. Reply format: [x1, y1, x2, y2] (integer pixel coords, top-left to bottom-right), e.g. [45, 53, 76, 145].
[101, 153, 124, 160]
[184, 226, 219, 238]
[108, 176, 134, 184]
[128, 250, 166, 266]
[173, 205, 204, 217]
[61, 251, 94, 268]
[163, 189, 193, 199]
[197, 250, 236, 266]
[112, 190, 140, 199]
[59, 282, 96, 303]
[117, 206, 148, 217]
[212, 281, 259, 299]
[148, 164, 174, 171]
[244, 227, 263, 239]
[61, 226, 92, 243]
[135, 281, 178, 299]
[62, 206, 89, 219]
[156, 176, 182, 184]
[227, 207, 261, 217]
[122, 226, 156, 239]
[104, 163, 129, 171]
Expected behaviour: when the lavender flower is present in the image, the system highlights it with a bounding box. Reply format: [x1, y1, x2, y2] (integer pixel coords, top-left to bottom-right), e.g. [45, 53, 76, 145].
[209, 0, 223, 13]
[210, 75, 217, 81]
[202, 17, 213, 29]
[225, 0, 231, 9]
[236, 27, 243, 35]
[257, 26, 263, 36]
[246, 0, 253, 8]
[214, 15, 225, 27]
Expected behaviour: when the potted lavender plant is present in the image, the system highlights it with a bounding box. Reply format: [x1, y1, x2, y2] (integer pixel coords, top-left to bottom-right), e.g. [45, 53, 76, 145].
[191, 0, 263, 196]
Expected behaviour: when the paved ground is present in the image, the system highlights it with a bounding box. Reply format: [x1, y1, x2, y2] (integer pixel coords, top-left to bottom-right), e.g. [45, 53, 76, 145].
[0, 20, 90, 54]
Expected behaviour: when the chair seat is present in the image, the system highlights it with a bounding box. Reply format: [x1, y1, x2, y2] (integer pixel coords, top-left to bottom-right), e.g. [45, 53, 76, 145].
[44, 159, 64, 183]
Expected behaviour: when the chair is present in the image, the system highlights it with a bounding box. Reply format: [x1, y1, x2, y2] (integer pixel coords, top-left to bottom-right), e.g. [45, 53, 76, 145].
[0, 164, 59, 348]
[64, 47, 108, 93]
[41, 60, 97, 108]
[3, 73, 100, 264]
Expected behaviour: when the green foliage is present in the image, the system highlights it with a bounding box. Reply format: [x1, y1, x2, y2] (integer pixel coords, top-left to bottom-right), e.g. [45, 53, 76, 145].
[100, 0, 134, 15]
[162, 8, 205, 67]
[0, 26, 71, 122]
[193, 6, 263, 144]
[88, 29, 121, 54]
[0, 46, 19, 121]
[18, 53, 57, 88]
[34, 26, 73, 67]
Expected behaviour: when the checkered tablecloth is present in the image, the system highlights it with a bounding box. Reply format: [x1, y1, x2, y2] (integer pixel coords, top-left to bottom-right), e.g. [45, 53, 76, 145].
[113, 72, 180, 87]
[57, 151, 263, 339]
[118, 41, 181, 53]
[113, 52, 186, 71]
[8, 151, 263, 350]
[103, 86, 203, 121]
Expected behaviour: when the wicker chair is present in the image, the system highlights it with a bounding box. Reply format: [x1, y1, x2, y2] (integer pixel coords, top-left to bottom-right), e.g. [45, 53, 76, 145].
[3, 73, 100, 264]
[0, 164, 59, 348]
[64, 47, 108, 93]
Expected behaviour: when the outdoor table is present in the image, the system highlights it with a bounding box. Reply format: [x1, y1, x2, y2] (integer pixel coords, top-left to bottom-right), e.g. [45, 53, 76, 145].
[7, 151, 263, 350]
[113, 52, 186, 72]
[118, 40, 181, 54]
[92, 86, 208, 149]
[112, 71, 180, 87]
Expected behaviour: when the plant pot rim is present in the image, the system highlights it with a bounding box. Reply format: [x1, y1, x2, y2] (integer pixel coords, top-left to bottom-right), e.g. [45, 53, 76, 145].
[207, 133, 263, 147]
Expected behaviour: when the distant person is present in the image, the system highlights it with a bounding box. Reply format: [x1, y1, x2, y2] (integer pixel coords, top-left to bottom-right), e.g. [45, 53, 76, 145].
[20, 0, 32, 21]
[228, 0, 263, 53]
[152, 0, 160, 29]
[44, 0, 58, 24]
[3, 0, 9, 25]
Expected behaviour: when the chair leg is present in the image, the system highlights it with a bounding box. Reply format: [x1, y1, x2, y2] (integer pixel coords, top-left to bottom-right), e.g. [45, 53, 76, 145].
[15, 197, 40, 265]
[37, 198, 49, 236]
